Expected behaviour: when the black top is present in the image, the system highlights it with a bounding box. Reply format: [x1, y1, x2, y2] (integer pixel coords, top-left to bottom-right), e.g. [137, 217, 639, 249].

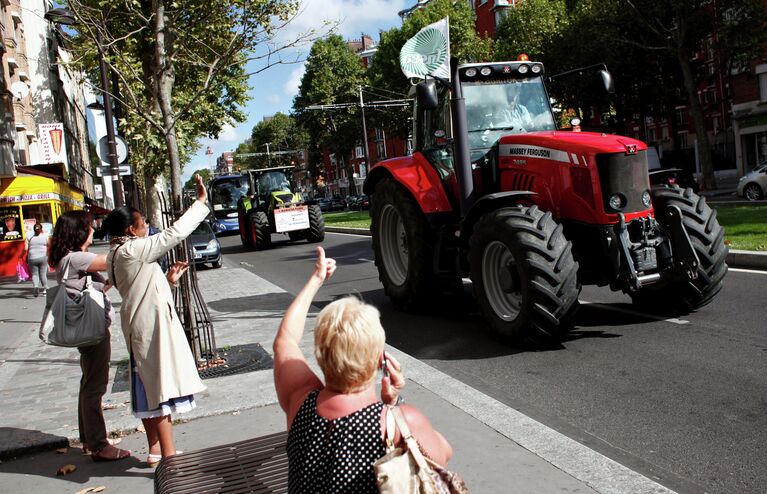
[287, 389, 386, 493]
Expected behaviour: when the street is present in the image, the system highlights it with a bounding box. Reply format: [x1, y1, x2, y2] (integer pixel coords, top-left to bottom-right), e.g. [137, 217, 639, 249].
[219, 231, 767, 494]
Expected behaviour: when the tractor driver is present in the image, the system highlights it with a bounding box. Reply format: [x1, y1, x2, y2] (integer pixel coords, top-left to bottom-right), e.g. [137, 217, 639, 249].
[500, 85, 533, 132]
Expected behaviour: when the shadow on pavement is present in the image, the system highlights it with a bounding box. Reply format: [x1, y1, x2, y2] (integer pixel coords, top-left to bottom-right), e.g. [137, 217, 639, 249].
[207, 292, 295, 313]
[0, 428, 68, 461]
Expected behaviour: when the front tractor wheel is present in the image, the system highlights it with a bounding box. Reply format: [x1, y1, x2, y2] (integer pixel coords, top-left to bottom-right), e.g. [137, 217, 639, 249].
[632, 185, 728, 312]
[250, 211, 271, 250]
[306, 205, 325, 243]
[469, 206, 580, 345]
[371, 178, 437, 310]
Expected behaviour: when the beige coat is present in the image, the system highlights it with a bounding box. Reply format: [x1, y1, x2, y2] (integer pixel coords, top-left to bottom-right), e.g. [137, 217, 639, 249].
[108, 201, 209, 409]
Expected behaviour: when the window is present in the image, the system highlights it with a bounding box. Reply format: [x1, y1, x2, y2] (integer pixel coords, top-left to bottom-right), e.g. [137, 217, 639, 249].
[647, 126, 657, 142]
[661, 126, 670, 142]
[760, 73, 767, 102]
[678, 131, 689, 149]
[376, 141, 386, 159]
[675, 108, 688, 125]
[712, 115, 721, 134]
[355, 146, 364, 158]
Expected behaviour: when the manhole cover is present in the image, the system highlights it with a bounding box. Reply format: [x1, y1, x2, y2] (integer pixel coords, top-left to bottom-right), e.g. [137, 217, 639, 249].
[111, 343, 273, 392]
[198, 343, 273, 380]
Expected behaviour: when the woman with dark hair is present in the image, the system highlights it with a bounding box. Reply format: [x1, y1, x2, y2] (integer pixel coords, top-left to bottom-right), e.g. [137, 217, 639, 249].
[49, 210, 131, 461]
[104, 175, 209, 467]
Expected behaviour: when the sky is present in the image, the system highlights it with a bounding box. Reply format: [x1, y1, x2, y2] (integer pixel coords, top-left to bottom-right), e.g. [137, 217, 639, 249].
[181, 0, 411, 185]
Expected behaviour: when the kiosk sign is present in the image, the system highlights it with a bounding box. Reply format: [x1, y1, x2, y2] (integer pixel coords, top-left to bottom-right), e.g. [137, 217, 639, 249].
[39, 123, 68, 166]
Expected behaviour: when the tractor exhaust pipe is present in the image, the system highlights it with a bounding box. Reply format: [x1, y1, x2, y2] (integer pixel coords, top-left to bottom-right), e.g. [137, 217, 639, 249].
[450, 58, 474, 217]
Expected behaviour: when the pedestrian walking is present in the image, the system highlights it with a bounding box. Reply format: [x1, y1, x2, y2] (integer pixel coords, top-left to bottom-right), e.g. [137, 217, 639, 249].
[22, 223, 49, 297]
[103, 175, 209, 467]
[274, 246, 453, 493]
[49, 211, 131, 462]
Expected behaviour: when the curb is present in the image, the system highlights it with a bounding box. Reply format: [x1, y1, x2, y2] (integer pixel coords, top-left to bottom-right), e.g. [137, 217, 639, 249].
[325, 227, 767, 271]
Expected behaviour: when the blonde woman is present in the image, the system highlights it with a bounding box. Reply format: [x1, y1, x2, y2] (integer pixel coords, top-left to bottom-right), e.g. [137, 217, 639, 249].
[274, 246, 452, 493]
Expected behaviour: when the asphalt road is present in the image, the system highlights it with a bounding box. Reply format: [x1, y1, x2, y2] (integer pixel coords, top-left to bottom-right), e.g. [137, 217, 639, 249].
[216, 231, 767, 494]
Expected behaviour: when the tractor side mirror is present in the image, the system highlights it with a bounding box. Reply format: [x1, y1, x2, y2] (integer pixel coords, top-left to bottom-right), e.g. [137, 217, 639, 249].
[416, 79, 439, 111]
[599, 69, 615, 94]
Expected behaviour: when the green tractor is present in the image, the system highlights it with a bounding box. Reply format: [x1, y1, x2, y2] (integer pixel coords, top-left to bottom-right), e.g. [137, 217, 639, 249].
[236, 166, 325, 249]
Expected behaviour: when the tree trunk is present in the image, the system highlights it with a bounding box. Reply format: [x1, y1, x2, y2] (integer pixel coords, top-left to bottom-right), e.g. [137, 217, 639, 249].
[152, 0, 183, 211]
[144, 171, 166, 228]
[675, 14, 716, 190]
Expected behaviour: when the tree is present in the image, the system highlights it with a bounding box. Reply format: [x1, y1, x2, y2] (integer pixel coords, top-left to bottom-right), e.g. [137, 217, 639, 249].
[494, 0, 569, 63]
[293, 35, 366, 195]
[367, 0, 493, 138]
[248, 113, 308, 169]
[63, 0, 316, 218]
[183, 168, 212, 190]
[575, 0, 767, 189]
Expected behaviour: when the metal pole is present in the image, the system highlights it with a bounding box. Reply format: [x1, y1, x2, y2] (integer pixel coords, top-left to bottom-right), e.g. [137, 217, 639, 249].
[359, 85, 370, 178]
[97, 29, 125, 208]
[449, 60, 474, 216]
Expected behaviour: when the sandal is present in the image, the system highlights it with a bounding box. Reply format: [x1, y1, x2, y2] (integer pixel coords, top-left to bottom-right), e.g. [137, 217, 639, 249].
[84, 437, 122, 455]
[146, 450, 182, 468]
[92, 445, 131, 462]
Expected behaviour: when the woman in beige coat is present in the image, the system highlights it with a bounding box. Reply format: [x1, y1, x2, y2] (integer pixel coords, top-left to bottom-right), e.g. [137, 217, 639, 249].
[104, 175, 209, 466]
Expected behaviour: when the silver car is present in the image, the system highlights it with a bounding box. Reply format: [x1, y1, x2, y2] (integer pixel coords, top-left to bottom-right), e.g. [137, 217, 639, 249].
[189, 220, 222, 268]
[737, 162, 767, 201]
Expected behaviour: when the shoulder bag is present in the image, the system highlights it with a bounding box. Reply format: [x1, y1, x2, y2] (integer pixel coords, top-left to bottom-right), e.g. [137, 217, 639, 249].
[39, 255, 108, 348]
[374, 405, 469, 494]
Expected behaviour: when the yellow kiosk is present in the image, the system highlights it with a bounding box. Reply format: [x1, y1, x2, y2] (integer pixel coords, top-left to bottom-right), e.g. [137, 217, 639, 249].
[0, 169, 84, 277]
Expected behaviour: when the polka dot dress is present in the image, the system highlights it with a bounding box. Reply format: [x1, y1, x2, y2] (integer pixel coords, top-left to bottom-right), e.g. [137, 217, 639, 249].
[287, 389, 386, 493]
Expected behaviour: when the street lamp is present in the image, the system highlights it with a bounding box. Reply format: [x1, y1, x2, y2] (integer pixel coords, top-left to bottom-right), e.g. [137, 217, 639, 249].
[44, 8, 125, 208]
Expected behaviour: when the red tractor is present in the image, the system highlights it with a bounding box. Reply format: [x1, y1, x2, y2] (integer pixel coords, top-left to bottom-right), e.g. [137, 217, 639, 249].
[363, 59, 728, 345]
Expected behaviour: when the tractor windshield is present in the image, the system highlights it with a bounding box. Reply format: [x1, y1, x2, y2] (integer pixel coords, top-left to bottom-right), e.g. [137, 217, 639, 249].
[464, 76, 555, 152]
[256, 171, 292, 202]
[209, 176, 249, 219]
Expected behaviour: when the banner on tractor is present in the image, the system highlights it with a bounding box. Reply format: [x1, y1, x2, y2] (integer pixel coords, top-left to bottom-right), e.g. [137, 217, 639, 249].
[400, 17, 450, 80]
[274, 205, 310, 233]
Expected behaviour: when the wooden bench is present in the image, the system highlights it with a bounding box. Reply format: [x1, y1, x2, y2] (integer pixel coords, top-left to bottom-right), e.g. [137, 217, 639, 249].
[154, 431, 289, 494]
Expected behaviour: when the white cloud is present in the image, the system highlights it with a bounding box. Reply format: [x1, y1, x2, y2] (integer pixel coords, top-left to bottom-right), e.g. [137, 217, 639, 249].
[268, 93, 282, 104]
[283, 64, 306, 97]
[273, 0, 408, 49]
[217, 124, 241, 142]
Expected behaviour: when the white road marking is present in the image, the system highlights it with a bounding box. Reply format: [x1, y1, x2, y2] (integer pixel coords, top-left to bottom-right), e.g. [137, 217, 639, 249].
[580, 300, 689, 325]
[239, 261, 255, 268]
[357, 258, 374, 263]
[729, 267, 767, 275]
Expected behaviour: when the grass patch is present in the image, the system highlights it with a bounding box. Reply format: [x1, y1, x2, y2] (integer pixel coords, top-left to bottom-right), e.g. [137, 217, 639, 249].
[323, 210, 372, 229]
[713, 204, 767, 251]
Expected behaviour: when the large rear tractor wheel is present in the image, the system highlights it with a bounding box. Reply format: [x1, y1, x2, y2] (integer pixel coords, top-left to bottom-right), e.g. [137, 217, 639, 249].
[238, 207, 254, 248]
[250, 211, 271, 250]
[370, 178, 437, 310]
[631, 185, 728, 312]
[306, 205, 325, 243]
[469, 206, 580, 345]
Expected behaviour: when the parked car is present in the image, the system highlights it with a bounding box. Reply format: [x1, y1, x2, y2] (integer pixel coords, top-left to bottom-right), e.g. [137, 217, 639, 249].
[318, 197, 345, 212]
[737, 162, 767, 201]
[189, 220, 222, 268]
[348, 194, 370, 210]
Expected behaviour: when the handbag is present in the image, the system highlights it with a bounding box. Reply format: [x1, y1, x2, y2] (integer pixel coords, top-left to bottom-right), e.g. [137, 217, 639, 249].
[16, 259, 30, 282]
[374, 405, 469, 494]
[39, 255, 108, 348]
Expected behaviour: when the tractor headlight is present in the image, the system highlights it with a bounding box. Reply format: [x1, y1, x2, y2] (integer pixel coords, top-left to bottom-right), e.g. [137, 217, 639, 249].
[518, 64, 529, 74]
[480, 66, 492, 76]
[531, 64, 542, 74]
[608, 193, 626, 210]
[206, 239, 219, 250]
[465, 67, 477, 77]
[641, 190, 652, 208]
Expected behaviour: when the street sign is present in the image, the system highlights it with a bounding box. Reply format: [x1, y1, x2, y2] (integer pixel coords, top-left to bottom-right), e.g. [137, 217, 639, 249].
[97, 135, 129, 164]
[97, 165, 132, 177]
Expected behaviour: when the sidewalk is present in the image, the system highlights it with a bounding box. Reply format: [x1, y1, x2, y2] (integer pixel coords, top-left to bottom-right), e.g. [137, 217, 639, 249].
[0, 252, 675, 493]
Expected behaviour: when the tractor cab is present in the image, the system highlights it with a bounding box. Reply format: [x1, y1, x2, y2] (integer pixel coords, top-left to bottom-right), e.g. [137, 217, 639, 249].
[250, 167, 301, 211]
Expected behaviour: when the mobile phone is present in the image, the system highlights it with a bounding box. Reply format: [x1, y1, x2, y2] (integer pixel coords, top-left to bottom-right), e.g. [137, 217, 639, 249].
[382, 353, 389, 378]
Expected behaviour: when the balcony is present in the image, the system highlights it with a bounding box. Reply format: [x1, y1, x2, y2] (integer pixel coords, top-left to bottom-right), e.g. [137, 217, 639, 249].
[10, 12, 21, 25]
[17, 71, 28, 81]
[6, 57, 17, 69]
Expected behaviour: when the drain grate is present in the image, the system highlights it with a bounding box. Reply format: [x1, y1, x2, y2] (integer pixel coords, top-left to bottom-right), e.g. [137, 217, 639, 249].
[111, 343, 273, 392]
[198, 343, 273, 380]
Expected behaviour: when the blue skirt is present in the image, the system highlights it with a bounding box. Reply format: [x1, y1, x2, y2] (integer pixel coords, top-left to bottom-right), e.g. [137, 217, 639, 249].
[130, 354, 196, 419]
